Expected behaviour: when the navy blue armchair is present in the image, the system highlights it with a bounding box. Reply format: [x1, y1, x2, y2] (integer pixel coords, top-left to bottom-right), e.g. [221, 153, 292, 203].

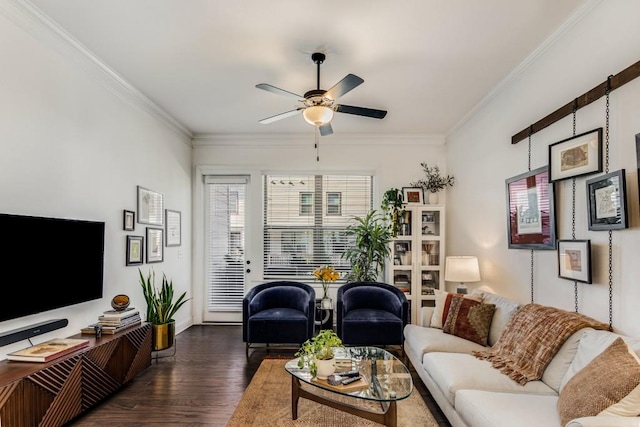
[243, 281, 315, 355]
[336, 281, 409, 349]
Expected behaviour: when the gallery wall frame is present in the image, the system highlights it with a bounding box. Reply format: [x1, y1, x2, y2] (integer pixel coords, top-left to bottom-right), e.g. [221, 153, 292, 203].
[165, 209, 181, 247]
[505, 166, 557, 250]
[125, 235, 143, 266]
[402, 187, 424, 204]
[137, 186, 164, 226]
[586, 169, 628, 231]
[146, 227, 164, 263]
[123, 210, 135, 231]
[557, 239, 592, 283]
[548, 128, 602, 183]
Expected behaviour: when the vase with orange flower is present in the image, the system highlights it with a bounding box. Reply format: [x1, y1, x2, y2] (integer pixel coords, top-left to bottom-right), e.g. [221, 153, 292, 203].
[313, 265, 339, 309]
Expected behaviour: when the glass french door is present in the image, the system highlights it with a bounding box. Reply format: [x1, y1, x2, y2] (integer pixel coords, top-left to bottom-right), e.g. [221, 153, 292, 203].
[203, 176, 248, 322]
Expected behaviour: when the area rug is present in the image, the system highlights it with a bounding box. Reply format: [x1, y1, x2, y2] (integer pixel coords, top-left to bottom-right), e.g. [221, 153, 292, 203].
[227, 359, 438, 426]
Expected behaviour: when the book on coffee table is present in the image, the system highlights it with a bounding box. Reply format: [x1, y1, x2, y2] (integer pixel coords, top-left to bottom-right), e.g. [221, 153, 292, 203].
[7, 338, 90, 363]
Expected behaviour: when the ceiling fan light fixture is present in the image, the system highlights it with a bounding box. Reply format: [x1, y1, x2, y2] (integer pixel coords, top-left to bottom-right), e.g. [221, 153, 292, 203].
[303, 105, 334, 126]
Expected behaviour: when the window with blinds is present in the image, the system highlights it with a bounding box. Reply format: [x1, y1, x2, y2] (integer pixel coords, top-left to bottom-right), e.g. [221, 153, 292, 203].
[264, 174, 373, 280]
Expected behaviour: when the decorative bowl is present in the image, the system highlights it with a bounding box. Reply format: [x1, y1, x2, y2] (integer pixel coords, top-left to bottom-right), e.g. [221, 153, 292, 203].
[111, 294, 130, 311]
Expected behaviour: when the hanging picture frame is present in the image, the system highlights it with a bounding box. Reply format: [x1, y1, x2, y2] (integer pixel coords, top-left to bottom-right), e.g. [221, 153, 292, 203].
[557, 240, 592, 283]
[586, 169, 628, 231]
[548, 128, 602, 183]
[123, 210, 135, 231]
[125, 235, 143, 266]
[137, 186, 164, 226]
[505, 166, 557, 250]
[165, 209, 181, 247]
[146, 227, 164, 263]
[402, 187, 424, 204]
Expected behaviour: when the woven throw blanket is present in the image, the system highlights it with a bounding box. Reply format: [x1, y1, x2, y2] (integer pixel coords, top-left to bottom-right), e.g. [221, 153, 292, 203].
[473, 303, 609, 385]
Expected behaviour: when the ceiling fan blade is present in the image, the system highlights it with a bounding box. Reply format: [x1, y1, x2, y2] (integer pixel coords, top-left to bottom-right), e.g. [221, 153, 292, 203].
[258, 108, 304, 124]
[324, 74, 364, 100]
[335, 104, 387, 119]
[256, 83, 305, 101]
[319, 123, 333, 136]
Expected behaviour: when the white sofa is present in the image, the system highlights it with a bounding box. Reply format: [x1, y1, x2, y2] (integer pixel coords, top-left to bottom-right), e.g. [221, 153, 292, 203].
[403, 290, 640, 427]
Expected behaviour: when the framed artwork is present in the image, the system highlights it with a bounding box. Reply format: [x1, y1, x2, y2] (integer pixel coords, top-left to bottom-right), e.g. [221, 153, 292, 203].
[586, 169, 628, 231]
[125, 235, 143, 266]
[402, 187, 424, 204]
[505, 166, 557, 250]
[137, 186, 164, 226]
[165, 209, 181, 247]
[548, 128, 602, 183]
[123, 210, 135, 231]
[146, 227, 164, 263]
[558, 240, 592, 283]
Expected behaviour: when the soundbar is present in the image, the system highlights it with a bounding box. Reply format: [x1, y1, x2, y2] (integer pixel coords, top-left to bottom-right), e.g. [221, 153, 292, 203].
[0, 319, 68, 347]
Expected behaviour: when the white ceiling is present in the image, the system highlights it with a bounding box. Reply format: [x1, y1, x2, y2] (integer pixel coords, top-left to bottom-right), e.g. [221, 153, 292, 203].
[29, 0, 589, 138]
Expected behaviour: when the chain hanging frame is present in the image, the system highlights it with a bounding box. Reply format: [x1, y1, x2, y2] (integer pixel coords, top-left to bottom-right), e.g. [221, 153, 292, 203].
[605, 75, 613, 331]
[528, 129, 535, 304]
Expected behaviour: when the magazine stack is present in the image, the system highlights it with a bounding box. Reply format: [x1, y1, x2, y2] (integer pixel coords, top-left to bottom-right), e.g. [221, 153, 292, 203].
[81, 307, 142, 335]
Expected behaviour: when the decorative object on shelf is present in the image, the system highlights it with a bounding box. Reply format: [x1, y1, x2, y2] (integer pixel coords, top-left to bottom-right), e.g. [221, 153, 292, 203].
[341, 210, 392, 283]
[505, 166, 557, 250]
[411, 162, 455, 204]
[146, 227, 164, 263]
[111, 294, 130, 311]
[126, 235, 144, 266]
[165, 209, 182, 247]
[312, 265, 339, 302]
[139, 268, 190, 350]
[444, 256, 481, 294]
[586, 169, 628, 231]
[137, 185, 165, 226]
[548, 128, 603, 183]
[557, 240, 592, 284]
[6, 338, 90, 363]
[381, 188, 405, 237]
[295, 329, 344, 378]
[401, 187, 424, 204]
[123, 210, 135, 231]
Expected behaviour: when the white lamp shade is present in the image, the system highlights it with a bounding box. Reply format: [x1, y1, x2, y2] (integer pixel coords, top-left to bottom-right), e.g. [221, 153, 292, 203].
[303, 106, 334, 126]
[445, 256, 481, 283]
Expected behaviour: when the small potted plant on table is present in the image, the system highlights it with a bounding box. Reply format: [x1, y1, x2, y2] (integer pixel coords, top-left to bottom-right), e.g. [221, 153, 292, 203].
[295, 329, 344, 379]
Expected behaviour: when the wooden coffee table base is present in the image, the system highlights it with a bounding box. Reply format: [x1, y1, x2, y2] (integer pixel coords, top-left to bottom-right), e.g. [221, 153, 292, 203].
[291, 377, 397, 427]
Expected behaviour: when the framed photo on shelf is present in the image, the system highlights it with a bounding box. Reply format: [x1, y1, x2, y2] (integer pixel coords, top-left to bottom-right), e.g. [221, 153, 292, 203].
[123, 210, 135, 231]
[557, 240, 592, 283]
[146, 227, 164, 263]
[125, 235, 143, 266]
[548, 128, 602, 183]
[402, 187, 424, 204]
[505, 166, 557, 250]
[165, 209, 181, 247]
[137, 186, 164, 226]
[586, 169, 628, 231]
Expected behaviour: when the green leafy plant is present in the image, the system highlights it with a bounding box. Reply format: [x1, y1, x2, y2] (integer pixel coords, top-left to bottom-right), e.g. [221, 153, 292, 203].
[138, 268, 190, 325]
[341, 210, 392, 282]
[295, 329, 344, 377]
[411, 162, 455, 193]
[381, 188, 405, 237]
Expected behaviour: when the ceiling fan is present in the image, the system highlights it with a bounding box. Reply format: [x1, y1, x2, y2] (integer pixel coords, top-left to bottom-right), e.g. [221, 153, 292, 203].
[256, 52, 387, 136]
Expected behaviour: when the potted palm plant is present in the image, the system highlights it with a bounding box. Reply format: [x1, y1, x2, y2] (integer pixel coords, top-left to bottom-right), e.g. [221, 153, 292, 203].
[295, 329, 344, 379]
[139, 268, 190, 351]
[341, 210, 392, 283]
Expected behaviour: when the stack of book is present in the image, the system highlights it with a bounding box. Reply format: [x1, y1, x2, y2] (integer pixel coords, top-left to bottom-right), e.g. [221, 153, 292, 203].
[7, 338, 90, 362]
[81, 307, 142, 335]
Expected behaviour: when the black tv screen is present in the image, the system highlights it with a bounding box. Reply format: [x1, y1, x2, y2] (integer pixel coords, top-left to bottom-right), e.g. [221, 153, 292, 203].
[0, 213, 105, 323]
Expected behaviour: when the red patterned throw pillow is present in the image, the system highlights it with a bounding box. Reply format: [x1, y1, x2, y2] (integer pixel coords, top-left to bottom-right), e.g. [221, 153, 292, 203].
[442, 295, 496, 346]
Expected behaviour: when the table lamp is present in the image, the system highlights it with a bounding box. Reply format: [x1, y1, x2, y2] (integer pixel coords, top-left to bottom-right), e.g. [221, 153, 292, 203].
[444, 256, 480, 294]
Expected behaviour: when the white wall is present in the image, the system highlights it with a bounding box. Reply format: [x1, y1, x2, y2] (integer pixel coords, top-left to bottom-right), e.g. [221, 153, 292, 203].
[0, 4, 193, 358]
[446, 0, 640, 336]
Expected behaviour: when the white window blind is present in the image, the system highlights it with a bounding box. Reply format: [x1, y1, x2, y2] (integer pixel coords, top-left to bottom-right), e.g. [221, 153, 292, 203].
[264, 174, 372, 280]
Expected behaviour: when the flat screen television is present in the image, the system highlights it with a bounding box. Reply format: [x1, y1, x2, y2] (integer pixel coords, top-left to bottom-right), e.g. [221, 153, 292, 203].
[0, 213, 105, 323]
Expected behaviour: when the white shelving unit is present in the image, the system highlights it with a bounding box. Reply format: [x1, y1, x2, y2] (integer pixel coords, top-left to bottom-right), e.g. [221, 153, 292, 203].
[388, 204, 445, 324]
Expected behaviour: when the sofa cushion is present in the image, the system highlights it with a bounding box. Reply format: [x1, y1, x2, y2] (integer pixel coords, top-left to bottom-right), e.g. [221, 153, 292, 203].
[422, 352, 556, 407]
[403, 323, 486, 358]
[442, 295, 495, 346]
[456, 389, 561, 427]
[472, 291, 521, 346]
[557, 337, 640, 425]
[541, 328, 592, 393]
[430, 289, 481, 329]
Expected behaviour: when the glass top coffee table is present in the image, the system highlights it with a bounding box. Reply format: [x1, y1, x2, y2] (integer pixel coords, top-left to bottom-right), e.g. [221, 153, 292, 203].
[284, 346, 413, 427]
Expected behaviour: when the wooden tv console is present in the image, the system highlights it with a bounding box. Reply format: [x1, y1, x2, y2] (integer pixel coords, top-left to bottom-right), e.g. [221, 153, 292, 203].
[0, 323, 152, 427]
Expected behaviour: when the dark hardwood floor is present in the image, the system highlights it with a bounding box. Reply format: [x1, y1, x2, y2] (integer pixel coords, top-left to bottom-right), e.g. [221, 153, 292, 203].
[68, 325, 451, 426]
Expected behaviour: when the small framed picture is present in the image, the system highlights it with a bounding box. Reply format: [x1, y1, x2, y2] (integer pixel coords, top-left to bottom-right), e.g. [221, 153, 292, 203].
[557, 240, 592, 283]
[165, 209, 181, 247]
[125, 235, 143, 266]
[548, 128, 602, 183]
[586, 169, 628, 231]
[123, 210, 135, 231]
[146, 227, 164, 263]
[137, 186, 164, 226]
[402, 187, 424, 204]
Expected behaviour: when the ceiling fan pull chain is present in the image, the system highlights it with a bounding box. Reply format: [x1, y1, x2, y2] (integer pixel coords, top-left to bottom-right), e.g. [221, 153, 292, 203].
[315, 127, 320, 162]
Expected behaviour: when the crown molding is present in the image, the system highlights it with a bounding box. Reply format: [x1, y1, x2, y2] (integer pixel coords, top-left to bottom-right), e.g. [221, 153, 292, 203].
[1, 0, 193, 144]
[446, 0, 603, 139]
[192, 133, 445, 147]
